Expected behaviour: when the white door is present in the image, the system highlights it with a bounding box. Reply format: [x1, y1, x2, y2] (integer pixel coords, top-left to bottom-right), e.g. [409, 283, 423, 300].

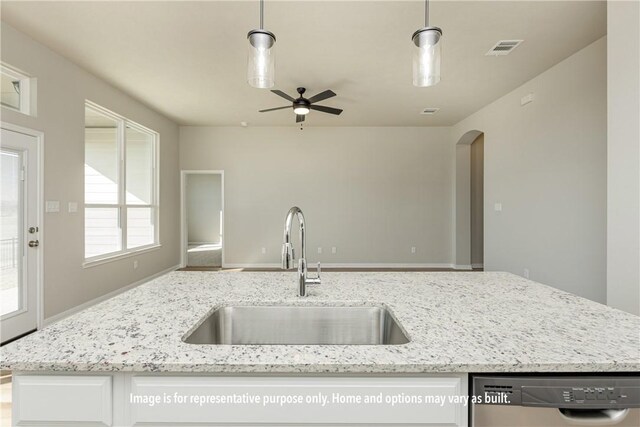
[1, 128, 39, 344]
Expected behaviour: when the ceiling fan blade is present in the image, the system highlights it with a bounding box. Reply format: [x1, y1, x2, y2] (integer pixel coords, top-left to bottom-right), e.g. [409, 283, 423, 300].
[271, 90, 295, 102]
[309, 104, 343, 115]
[296, 114, 305, 123]
[307, 90, 336, 104]
[259, 106, 290, 113]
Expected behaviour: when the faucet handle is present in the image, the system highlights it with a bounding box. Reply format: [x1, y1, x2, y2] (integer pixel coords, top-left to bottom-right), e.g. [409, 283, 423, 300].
[306, 262, 321, 286]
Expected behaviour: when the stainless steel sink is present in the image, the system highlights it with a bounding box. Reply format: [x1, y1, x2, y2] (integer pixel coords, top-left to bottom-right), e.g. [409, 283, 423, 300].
[183, 305, 410, 345]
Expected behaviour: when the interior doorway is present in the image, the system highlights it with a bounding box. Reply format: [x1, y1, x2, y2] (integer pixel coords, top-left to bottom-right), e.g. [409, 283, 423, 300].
[470, 134, 484, 269]
[455, 130, 484, 270]
[181, 171, 224, 269]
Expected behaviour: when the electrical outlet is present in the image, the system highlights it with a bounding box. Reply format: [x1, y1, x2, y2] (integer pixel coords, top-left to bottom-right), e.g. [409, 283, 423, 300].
[68, 202, 78, 213]
[261, 247, 266, 254]
[317, 247, 322, 254]
[133, 260, 139, 269]
[331, 247, 337, 254]
[524, 268, 530, 279]
[494, 202, 503, 212]
[411, 247, 416, 254]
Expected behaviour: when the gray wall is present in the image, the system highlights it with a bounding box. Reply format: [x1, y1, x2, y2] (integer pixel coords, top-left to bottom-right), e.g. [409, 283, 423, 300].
[454, 142, 472, 268]
[186, 174, 222, 244]
[1, 23, 181, 319]
[453, 37, 607, 303]
[607, 1, 640, 315]
[470, 134, 484, 267]
[180, 126, 454, 267]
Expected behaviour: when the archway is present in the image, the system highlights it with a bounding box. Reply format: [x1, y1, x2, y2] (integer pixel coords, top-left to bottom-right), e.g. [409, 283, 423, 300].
[454, 130, 484, 270]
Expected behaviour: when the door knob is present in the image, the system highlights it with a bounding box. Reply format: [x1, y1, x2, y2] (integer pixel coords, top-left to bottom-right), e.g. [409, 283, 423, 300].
[28, 240, 39, 248]
[28, 226, 38, 234]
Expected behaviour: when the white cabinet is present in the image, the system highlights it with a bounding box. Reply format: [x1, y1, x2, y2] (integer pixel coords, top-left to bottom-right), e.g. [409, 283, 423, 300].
[13, 375, 112, 426]
[129, 376, 466, 426]
[12, 373, 468, 427]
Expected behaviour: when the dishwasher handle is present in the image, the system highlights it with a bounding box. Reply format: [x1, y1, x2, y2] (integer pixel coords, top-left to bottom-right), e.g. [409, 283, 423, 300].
[558, 408, 630, 426]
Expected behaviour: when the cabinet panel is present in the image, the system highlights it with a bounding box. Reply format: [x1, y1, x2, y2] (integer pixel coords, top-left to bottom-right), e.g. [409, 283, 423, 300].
[130, 376, 465, 426]
[13, 375, 112, 426]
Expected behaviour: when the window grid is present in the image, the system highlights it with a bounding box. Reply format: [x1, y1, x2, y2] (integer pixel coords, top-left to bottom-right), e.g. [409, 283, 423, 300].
[84, 102, 159, 263]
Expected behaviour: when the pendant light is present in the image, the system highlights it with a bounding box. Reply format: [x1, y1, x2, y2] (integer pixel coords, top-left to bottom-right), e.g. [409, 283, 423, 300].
[247, 0, 276, 88]
[412, 0, 442, 87]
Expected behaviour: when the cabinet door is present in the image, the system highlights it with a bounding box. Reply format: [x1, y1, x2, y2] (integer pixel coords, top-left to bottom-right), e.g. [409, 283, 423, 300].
[130, 376, 466, 426]
[14, 375, 112, 426]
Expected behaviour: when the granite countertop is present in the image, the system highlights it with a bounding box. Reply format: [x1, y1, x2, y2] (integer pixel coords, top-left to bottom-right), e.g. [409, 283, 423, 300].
[1, 271, 639, 373]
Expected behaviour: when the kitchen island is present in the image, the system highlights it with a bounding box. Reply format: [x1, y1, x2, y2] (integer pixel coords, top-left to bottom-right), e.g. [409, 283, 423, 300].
[2, 271, 639, 426]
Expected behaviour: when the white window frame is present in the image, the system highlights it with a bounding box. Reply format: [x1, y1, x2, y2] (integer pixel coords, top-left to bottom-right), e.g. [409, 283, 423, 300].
[1, 63, 36, 116]
[83, 101, 160, 267]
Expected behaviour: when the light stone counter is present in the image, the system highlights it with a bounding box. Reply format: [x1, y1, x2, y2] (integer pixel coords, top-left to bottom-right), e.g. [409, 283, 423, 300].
[1, 271, 638, 373]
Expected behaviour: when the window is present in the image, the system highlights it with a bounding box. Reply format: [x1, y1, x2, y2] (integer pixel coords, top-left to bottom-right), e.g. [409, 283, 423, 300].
[1, 63, 35, 115]
[84, 102, 159, 262]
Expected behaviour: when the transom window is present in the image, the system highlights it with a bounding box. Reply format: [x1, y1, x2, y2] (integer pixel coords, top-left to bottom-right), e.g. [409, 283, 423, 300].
[84, 102, 159, 262]
[1, 63, 34, 115]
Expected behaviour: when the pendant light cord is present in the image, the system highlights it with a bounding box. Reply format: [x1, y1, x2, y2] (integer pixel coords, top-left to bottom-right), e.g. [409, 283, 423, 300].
[424, 0, 429, 27]
[260, 0, 264, 29]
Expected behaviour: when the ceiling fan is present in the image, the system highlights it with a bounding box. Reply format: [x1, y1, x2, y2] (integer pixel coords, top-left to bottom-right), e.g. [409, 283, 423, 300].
[259, 87, 343, 123]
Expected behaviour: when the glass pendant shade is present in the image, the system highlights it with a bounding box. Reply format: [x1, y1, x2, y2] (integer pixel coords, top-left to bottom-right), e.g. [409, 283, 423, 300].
[412, 27, 442, 87]
[247, 30, 275, 89]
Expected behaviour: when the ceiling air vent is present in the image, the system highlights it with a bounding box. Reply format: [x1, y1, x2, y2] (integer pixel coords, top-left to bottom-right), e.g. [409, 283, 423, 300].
[486, 40, 523, 56]
[420, 108, 440, 115]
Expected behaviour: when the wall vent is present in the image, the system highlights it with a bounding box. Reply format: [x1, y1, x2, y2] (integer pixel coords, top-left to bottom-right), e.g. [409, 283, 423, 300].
[486, 40, 523, 56]
[420, 108, 440, 115]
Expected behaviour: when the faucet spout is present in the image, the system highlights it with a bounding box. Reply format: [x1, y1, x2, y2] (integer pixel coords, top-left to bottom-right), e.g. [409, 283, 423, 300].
[282, 206, 305, 269]
[281, 206, 320, 296]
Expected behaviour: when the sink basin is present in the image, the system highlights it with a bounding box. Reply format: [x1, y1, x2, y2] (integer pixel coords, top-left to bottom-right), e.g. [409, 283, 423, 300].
[183, 305, 410, 345]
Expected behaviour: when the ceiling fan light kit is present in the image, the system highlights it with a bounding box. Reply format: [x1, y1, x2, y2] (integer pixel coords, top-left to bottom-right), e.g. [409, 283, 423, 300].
[259, 87, 343, 124]
[247, 0, 275, 88]
[293, 106, 310, 115]
[412, 0, 443, 87]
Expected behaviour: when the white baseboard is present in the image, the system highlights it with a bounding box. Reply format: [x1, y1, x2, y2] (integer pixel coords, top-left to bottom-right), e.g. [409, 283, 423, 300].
[320, 263, 454, 269]
[223, 263, 281, 269]
[453, 264, 473, 270]
[43, 264, 180, 327]
[471, 263, 484, 269]
[222, 263, 455, 269]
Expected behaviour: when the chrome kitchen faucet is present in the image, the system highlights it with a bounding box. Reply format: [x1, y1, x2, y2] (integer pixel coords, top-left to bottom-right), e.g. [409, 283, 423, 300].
[281, 206, 321, 296]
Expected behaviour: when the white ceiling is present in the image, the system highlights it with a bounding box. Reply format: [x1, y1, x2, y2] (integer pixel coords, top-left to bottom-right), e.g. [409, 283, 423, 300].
[1, 1, 606, 126]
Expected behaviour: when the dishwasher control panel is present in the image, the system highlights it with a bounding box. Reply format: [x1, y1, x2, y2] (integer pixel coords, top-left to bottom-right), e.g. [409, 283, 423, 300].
[472, 375, 640, 409]
[565, 386, 621, 403]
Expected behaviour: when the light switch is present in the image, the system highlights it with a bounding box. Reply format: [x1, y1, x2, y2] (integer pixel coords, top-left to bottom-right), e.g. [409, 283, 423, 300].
[494, 202, 503, 212]
[68, 202, 78, 213]
[46, 201, 60, 213]
[317, 247, 323, 254]
[331, 247, 337, 254]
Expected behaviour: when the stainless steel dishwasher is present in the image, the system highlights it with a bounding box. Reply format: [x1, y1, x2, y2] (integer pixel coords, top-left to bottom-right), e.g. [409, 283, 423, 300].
[471, 375, 640, 426]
